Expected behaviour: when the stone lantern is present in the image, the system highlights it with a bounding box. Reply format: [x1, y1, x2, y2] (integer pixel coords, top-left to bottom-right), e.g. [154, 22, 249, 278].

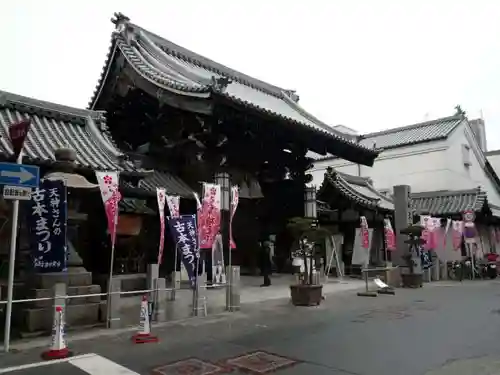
[23, 148, 103, 333]
[44, 148, 98, 274]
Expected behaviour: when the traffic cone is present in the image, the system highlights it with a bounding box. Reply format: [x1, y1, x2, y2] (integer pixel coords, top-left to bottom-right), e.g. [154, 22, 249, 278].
[131, 295, 158, 344]
[41, 306, 72, 360]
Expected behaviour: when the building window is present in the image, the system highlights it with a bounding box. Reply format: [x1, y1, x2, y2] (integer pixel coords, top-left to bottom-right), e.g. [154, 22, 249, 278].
[462, 144, 471, 167]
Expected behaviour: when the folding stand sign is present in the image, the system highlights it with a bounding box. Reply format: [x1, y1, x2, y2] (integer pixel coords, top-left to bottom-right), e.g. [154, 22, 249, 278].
[324, 236, 343, 283]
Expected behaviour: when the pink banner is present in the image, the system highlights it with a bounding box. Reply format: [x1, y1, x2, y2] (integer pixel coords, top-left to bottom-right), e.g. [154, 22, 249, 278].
[166, 195, 180, 218]
[360, 216, 370, 249]
[420, 215, 431, 250]
[199, 183, 221, 249]
[443, 218, 452, 247]
[95, 171, 122, 250]
[452, 220, 464, 250]
[383, 218, 396, 251]
[229, 186, 239, 249]
[157, 188, 166, 265]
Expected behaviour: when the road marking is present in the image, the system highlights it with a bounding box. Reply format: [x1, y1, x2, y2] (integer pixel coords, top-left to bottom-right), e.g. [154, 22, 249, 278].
[0, 353, 139, 374]
[70, 354, 140, 374]
[0, 353, 95, 373]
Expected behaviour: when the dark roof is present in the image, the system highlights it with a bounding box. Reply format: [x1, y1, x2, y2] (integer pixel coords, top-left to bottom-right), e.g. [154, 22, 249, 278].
[138, 171, 193, 198]
[410, 187, 488, 215]
[0, 90, 194, 205]
[359, 115, 464, 150]
[318, 169, 394, 211]
[318, 168, 491, 216]
[0, 90, 135, 171]
[88, 13, 378, 166]
[120, 198, 155, 215]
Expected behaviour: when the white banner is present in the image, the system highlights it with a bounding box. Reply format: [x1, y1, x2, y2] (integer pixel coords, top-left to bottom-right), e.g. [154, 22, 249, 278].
[95, 171, 121, 250]
[157, 188, 166, 265]
[166, 195, 180, 218]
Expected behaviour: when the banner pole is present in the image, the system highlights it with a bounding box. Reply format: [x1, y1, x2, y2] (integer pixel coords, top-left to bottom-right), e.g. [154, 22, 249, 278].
[192, 214, 200, 316]
[106, 235, 117, 328]
[106, 188, 120, 329]
[3, 153, 22, 352]
[172, 238, 178, 301]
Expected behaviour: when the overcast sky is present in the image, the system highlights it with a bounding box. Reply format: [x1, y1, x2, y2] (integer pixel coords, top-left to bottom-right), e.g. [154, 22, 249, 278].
[2, 0, 500, 149]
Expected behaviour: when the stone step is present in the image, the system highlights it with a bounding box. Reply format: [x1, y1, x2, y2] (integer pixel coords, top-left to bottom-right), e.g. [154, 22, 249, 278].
[28, 284, 102, 308]
[34, 270, 92, 289]
[21, 301, 104, 333]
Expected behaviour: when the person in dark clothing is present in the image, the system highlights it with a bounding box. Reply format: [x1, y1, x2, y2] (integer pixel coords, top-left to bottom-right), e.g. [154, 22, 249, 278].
[260, 242, 272, 287]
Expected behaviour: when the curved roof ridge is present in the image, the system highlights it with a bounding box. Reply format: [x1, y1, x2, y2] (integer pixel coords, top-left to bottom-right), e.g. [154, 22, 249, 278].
[129, 22, 290, 99]
[281, 93, 362, 143]
[1, 90, 103, 121]
[411, 187, 482, 198]
[361, 115, 463, 139]
[335, 170, 372, 186]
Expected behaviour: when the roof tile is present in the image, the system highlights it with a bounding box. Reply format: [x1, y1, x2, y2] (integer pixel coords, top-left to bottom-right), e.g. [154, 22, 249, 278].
[318, 169, 394, 211]
[89, 14, 378, 165]
[0, 90, 133, 171]
[410, 188, 487, 215]
[360, 116, 463, 150]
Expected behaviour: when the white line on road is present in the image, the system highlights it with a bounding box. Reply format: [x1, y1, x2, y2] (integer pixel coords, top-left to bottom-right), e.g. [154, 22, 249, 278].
[0, 353, 140, 374]
[70, 353, 140, 375]
[0, 353, 95, 373]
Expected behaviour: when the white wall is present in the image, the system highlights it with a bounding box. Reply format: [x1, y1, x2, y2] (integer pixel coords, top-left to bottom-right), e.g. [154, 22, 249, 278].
[310, 139, 454, 193]
[310, 121, 500, 207]
[445, 124, 500, 207]
[487, 153, 500, 175]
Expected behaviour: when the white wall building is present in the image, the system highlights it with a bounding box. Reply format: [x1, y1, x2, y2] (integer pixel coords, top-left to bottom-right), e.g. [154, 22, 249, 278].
[310, 114, 500, 208]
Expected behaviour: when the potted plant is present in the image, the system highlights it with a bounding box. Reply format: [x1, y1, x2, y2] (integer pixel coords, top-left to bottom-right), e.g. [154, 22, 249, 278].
[287, 217, 330, 306]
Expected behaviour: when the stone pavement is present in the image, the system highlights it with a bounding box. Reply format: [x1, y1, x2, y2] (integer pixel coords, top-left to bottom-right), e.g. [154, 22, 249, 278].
[2, 280, 500, 374]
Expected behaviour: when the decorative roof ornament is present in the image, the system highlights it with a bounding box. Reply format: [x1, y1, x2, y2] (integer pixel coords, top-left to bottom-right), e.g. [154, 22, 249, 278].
[283, 90, 300, 103]
[454, 104, 466, 118]
[210, 76, 231, 92]
[111, 12, 130, 34]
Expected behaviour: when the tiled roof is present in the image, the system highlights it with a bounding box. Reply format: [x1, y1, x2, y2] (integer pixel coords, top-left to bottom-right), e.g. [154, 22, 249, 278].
[410, 188, 488, 216]
[120, 198, 155, 215]
[318, 169, 394, 211]
[138, 171, 193, 198]
[318, 169, 490, 216]
[0, 90, 194, 205]
[88, 13, 378, 166]
[0, 90, 135, 171]
[359, 115, 464, 150]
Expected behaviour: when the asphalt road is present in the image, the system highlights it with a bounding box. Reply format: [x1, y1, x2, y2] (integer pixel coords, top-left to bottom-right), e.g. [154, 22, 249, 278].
[1, 280, 500, 375]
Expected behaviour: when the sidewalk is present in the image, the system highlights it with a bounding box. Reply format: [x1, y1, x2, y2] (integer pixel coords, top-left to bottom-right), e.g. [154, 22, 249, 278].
[239, 274, 365, 303]
[1, 276, 365, 352]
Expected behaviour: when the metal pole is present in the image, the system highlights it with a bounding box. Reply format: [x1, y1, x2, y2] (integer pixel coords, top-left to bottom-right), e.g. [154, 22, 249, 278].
[3, 153, 22, 352]
[106, 192, 120, 329]
[172, 240, 178, 301]
[191, 253, 200, 316]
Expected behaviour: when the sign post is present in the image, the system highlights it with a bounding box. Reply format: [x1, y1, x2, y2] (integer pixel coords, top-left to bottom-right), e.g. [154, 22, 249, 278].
[3, 119, 34, 353]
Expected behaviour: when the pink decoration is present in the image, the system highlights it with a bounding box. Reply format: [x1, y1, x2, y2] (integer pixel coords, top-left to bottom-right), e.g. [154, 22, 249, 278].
[451, 221, 463, 250]
[384, 218, 396, 251]
[198, 184, 221, 249]
[96, 171, 122, 251]
[166, 195, 180, 218]
[360, 216, 370, 249]
[229, 186, 239, 249]
[157, 188, 166, 265]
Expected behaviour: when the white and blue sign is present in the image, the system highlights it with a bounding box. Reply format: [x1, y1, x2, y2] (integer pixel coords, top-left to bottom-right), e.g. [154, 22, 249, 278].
[0, 162, 39, 188]
[167, 214, 199, 288]
[28, 179, 67, 273]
